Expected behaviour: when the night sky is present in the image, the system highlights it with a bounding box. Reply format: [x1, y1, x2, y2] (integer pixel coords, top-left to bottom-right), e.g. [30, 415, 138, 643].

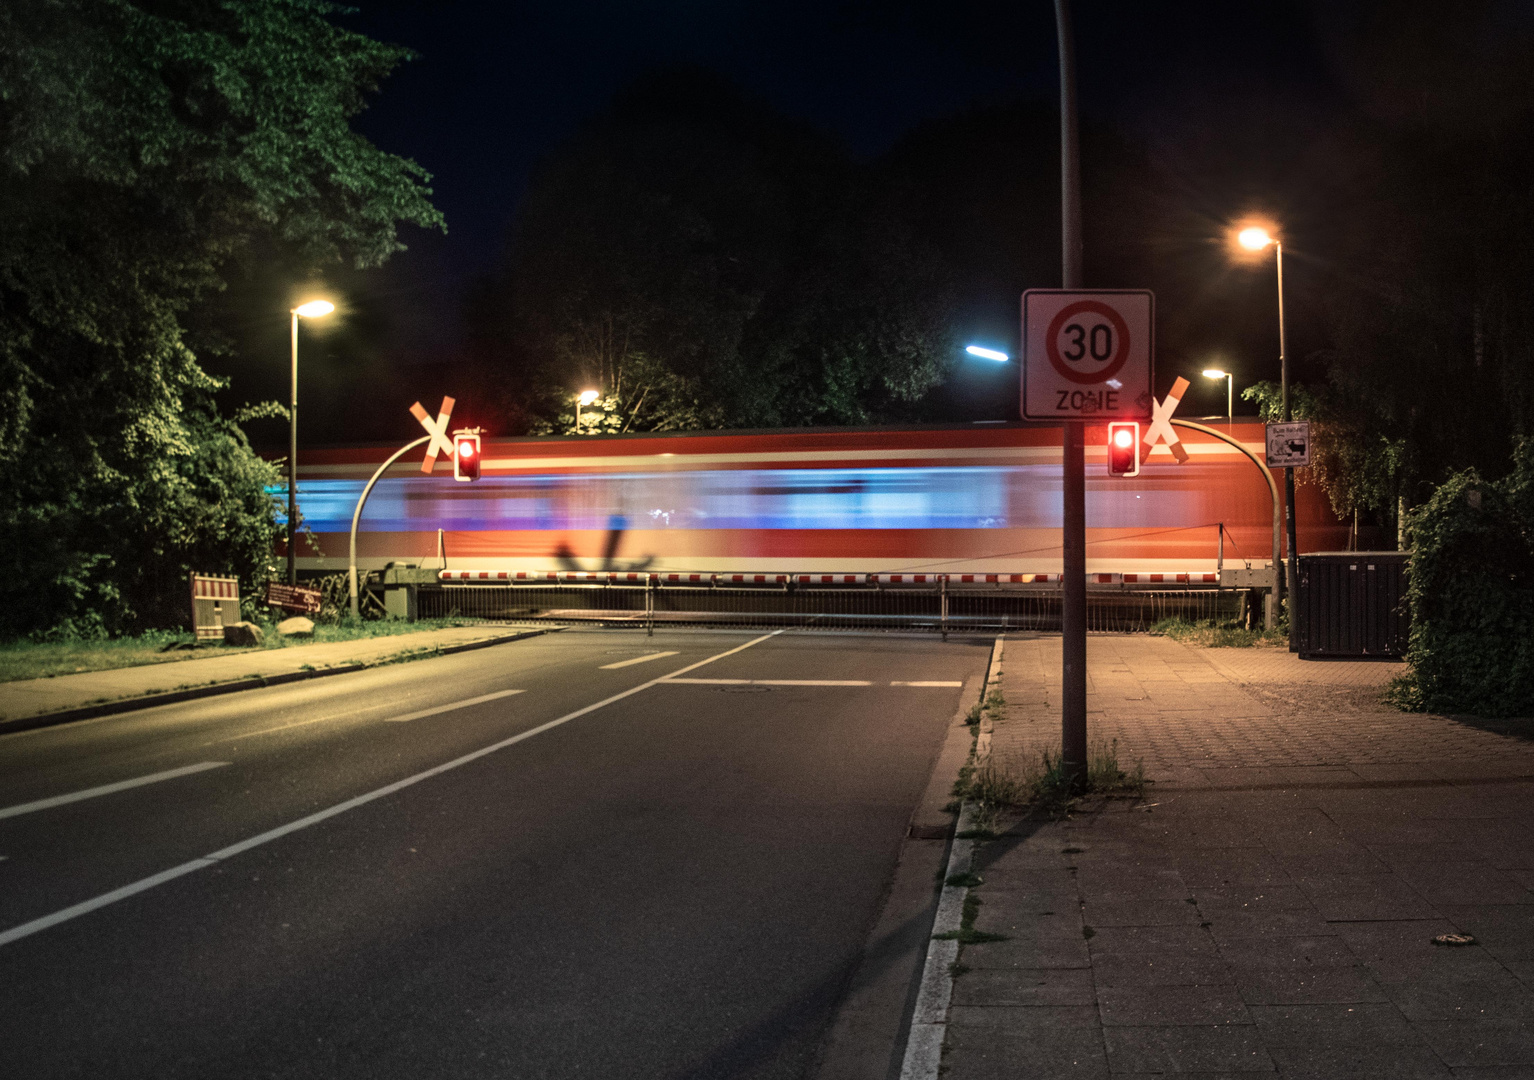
[231, 2, 1364, 440]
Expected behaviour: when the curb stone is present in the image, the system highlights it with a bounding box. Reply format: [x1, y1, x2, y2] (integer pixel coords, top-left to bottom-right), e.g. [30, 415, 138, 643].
[897, 635, 1003, 1080]
[0, 627, 557, 736]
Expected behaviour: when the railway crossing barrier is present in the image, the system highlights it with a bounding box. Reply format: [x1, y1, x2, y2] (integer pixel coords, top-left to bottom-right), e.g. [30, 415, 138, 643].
[366, 568, 1250, 633]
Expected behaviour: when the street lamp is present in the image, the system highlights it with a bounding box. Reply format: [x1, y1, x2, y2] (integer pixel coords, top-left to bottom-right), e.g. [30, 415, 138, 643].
[1233, 222, 1296, 640]
[575, 389, 600, 434]
[287, 299, 335, 586]
[1202, 368, 1233, 423]
[964, 344, 1010, 362]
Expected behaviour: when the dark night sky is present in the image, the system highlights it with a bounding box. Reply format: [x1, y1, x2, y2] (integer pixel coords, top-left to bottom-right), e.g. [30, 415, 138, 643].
[252, 2, 1356, 431]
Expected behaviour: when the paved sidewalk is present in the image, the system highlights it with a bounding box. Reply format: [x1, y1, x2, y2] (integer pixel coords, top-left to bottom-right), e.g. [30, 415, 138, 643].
[0, 625, 546, 727]
[941, 634, 1534, 1078]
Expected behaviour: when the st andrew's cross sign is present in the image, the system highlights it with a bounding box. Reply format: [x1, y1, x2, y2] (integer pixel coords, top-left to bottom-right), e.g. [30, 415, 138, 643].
[1021, 290, 1154, 421]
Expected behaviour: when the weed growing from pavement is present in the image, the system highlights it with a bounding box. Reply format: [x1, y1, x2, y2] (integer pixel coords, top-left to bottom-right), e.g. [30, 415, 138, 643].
[933, 892, 1008, 944]
[945, 871, 984, 888]
[958, 738, 1146, 821]
[1150, 616, 1287, 648]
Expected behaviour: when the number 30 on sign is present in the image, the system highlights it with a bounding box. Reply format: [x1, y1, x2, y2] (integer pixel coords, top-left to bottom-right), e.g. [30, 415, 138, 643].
[1021, 290, 1154, 421]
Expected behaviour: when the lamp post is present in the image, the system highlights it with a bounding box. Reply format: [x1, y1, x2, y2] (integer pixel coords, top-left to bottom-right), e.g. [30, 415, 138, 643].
[1202, 368, 1233, 424]
[287, 299, 334, 585]
[1235, 225, 1297, 640]
[575, 389, 599, 435]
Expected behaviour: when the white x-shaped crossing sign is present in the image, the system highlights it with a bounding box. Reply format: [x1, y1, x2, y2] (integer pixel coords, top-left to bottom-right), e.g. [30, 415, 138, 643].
[410, 396, 457, 473]
[1143, 376, 1189, 463]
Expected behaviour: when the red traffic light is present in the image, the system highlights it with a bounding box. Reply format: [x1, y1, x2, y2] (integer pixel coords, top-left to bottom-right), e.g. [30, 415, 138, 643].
[452, 429, 482, 482]
[1107, 421, 1140, 477]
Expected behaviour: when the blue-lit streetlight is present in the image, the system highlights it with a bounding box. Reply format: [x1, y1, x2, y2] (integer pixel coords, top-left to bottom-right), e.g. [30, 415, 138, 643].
[965, 345, 1010, 362]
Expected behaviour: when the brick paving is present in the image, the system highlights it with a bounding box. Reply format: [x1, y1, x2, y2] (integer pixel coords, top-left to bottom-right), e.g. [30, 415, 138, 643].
[987, 634, 1534, 788]
[940, 633, 1534, 1079]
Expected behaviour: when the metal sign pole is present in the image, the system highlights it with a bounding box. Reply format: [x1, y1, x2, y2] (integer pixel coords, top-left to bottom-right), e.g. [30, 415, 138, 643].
[1055, 0, 1088, 788]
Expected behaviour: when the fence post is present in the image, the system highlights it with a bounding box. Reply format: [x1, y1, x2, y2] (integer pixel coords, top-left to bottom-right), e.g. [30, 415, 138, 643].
[940, 576, 949, 641]
[646, 574, 654, 637]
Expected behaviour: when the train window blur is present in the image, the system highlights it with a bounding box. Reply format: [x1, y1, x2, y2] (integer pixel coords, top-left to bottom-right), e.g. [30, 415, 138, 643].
[277, 465, 1202, 533]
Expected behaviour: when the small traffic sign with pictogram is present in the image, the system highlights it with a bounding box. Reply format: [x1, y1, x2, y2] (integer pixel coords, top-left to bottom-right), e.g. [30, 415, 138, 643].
[1266, 421, 1311, 467]
[1021, 290, 1154, 421]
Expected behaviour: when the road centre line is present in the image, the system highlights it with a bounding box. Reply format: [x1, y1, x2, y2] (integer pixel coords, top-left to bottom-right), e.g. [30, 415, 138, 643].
[599, 651, 680, 670]
[0, 631, 783, 950]
[384, 689, 525, 722]
[890, 681, 963, 687]
[0, 762, 231, 822]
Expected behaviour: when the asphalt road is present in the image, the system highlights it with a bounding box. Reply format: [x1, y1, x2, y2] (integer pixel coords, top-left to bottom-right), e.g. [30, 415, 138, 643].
[0, 628, 990, 1079]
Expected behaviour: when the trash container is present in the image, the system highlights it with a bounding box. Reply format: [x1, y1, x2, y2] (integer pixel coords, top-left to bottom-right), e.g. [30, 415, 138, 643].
[1293, 552, 1409, 659]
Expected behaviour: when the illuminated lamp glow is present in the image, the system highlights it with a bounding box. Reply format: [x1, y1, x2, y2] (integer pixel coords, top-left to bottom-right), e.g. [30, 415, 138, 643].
[1237, 227, 1272, 251]
[458, 440, 476, 457]
[965, 345, 1010, 362]
[1112, 427, 1135, 449]
[578, 389, 600, 406]
[1202, 368, 1230, 379]
[293, 300, 335, 318]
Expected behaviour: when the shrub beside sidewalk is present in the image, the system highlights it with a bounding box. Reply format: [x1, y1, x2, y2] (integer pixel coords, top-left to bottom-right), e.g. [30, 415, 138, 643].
[1392, 438, 1534, 718]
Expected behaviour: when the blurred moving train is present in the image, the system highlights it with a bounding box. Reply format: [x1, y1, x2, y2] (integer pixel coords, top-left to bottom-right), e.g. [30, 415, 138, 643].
[284, 421, 1344, 579]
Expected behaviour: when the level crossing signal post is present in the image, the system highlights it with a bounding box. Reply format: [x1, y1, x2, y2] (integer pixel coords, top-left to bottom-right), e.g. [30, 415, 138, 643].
[349, 400, 480, 618]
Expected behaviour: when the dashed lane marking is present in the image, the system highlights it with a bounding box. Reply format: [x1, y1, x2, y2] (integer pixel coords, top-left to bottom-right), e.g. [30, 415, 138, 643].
[0, 762, 231, 822]
[599, 652, 680, 670]
[889, 681, 964, 687]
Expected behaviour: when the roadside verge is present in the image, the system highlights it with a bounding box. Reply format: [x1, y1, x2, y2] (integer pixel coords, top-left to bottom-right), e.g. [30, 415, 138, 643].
[0, 626, 557, 736]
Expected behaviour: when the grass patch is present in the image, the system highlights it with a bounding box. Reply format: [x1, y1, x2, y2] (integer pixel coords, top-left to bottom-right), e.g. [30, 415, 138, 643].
[0, 617, 488, 683]
[1149, 617, 1286, 648]
[957, 738, 1147, 819]
[932, 893, 1009, 944]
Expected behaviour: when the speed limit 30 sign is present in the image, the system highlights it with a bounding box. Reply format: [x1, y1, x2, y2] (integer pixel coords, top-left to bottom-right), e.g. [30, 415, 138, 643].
[1021, 290, 1154, 421]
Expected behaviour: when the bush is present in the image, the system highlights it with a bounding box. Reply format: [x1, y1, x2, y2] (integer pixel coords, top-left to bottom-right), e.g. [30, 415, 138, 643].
[1401, 440, 1534, 717]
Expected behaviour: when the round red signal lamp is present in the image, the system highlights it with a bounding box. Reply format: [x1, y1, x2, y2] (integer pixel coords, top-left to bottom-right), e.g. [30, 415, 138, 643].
[458, 441, 476, 457]
[1113, 428, 1134, 449]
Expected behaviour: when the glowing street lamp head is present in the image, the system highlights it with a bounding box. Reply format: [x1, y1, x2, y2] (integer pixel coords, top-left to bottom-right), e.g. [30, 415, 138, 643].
[292, 299, 335, 318]
[1237, 227, 1273, 251]
[965, 345, 1010, 362]
[1202, 368, 1230, 380]
[577, 389, 600, 406]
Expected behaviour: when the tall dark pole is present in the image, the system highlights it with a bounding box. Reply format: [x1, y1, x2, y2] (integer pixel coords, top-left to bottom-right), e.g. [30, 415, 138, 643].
[288, 311, 299, 586]
[1055, 0, 1087, 788]
[1278, 242, 1298, 649]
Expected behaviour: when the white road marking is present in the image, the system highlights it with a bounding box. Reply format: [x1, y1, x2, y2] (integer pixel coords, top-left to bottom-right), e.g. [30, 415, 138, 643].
[0, 762, 231, 822]
[599, 651, 680, 670]
[662, 678, 873, 686]
[383, 689, 525, 722]
[0, 631, 784, 950]
[889, 681, 963, 687]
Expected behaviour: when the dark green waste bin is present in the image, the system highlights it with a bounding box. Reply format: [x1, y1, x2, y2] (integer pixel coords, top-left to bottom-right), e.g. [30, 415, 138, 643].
[1293, 552, 1409, 659]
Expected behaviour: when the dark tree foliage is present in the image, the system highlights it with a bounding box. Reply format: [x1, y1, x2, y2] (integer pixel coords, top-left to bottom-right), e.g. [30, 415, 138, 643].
[1238, 3, 1534, 531]
[479, 69, 957, 433]
[0, 0, 442, 636]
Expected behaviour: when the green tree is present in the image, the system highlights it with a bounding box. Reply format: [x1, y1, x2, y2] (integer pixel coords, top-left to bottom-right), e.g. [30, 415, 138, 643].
[0, 0, 443, 635]
[487, 69, 955, 433]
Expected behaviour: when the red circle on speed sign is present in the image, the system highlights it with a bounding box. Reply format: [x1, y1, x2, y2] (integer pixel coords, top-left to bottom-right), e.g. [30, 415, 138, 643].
[1045, 300, 1132, 385]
